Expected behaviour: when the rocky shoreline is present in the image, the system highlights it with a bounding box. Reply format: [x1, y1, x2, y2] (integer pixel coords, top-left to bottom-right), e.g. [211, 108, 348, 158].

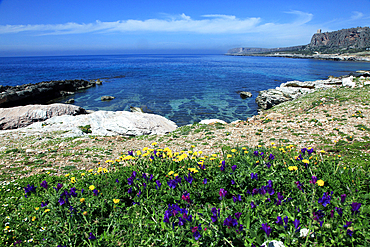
[227, 52, 370, 62]
[255, 71, 370, 110]
[0, 79, 97, 108]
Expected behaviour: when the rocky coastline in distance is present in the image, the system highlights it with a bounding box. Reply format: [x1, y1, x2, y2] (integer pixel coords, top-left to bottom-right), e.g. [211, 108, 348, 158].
[227, 27, 370, 62]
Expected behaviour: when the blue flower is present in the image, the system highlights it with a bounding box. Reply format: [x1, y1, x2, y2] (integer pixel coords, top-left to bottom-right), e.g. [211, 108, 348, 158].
[231, 179, 235, 185]
[184, 173, 193, 184]
[223, 215, 238, 227]
[269, 154, 275, 160]
[203, 178, 207, 184]
[276, 216, 283, 225]
[193, 230, 201, 240]
[318, 193, 331, 207]
[251, 201, 256, 209]
[115, 179, 119, 183]
[127, 187, 132, 194]
[232, 165, 237, 171]
[250, 173, 258, 180]
[293, 219, 300, 230]
[340, 194, 346, 203]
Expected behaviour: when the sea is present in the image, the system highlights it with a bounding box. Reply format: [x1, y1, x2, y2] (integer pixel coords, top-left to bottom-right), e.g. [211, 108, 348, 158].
[1, 54, 370, 126]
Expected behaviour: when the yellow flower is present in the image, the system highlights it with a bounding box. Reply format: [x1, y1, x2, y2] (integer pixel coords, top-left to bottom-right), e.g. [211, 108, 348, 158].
[65, 173, 70, 177]
[320, 150, 326, 153]
[270, 142, 275, 146]
[151, 142, 157, 146]
[258, 145, 262, 148]
[343, 167, 346, 170]
[88, 169, 93, 173]
[211, 154, 217, 157]
[242, 147, 247, 150]
[143, 147, 149, 152]
[188, 150, 193, 154]
[103, 168, 108, 173]
[44, 209, 50, 213]
[32, 216, 36, 222]
[317, 180, 325, 186]
[338, 155, 341, 158]
[227, 154, 232, 158]
[89, 185, 95, 190]
[113, 199, 120, 204]
[302, 159, 309, 164]
[231, 149, 237, 153]
[210, 158, 216, 161]
[288, 166, 298, 171]
[81, 173, 85, 176]
[136, 150, 142, 156]
[198, 151, 203, 154]
[71, 177, 76, 183]
[174, 173, 179, 177]
[35, 207, 39, 211]
[82, 211, 88, 216]
[193, 151, 198, 156]
[47, 172, 50, 174]
[191, 145, 195, 148]
[80, 198, 85, 203]
[168, 171, 174, 176]
[244, 151, 249, 154]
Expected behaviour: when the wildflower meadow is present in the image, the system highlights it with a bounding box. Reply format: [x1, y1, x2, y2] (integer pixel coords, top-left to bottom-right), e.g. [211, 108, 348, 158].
[1, 143, 369, 246]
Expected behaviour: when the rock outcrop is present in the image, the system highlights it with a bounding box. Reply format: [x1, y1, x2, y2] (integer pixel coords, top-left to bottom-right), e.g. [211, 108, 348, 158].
[255, 73, 370, 110]
[0, 79, 96, 108]
[238, 91, 252, 99]
[0, 104, 87, 130]
[21, 111, 177, 137]
[309, 27, 370, 49]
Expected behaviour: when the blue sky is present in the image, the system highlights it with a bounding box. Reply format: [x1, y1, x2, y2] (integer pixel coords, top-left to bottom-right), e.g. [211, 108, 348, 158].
[0, 0, 369, 56]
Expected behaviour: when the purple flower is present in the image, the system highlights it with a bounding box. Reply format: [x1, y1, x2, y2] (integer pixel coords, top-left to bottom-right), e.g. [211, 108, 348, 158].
[155, 180, 161, 190]
[307, 148, 314, 155]
[336, 207, 343, 216]
[58, 197, 65, 206]
[295, 181, 304, 192]
[184, 173, 193, 184]
[137, 190, 141, 197]
[41, 201, 48, 207]
[313, 210, 325, 221]
[181, 192, 192, 204]
[231, 179, 235, 185]
[93, 189, 98, 196]
[340, 194, 347, 203]
[269, 154, 275, 160]
[250, 173, 258, 180]
[301, 148, 307, 154]
[81, 188, 84, 194]
[235, 212, 242, 220]
[351, 202, 361, 214]
[331, 210, 334, 218]
[203, 178, 207, 184]
[223, 215, 238, 228]
[193, 230, 201, 240]
[88, 232, 96, 240]
[232, 194, 242, 203]
[347, 229, 353, 237]
[266, 162, 272, 168]
[40, 181, 48, 189]
[260, 223, 271, 237]
[283, 216, 288, 228]
[253, 151, 259, 156]
[276, 216, 283, 225]
[127, 187, 132, 194]
[220, 161, 226, 171]
[132, 171, 137, 177]
[251, 201, 256, 209]
[127, 176, 134, 185]
[211, 208, 220, 223]
[219, 188, 227, 199]
[310, 176, 317, 184]
[115, 179, 119, 183]
[232, 165, 237, 171]
[293, 219, 300, 230]
[277, 192, 284, 201]
[24, 184, 37, 195]
[344, 221, 352, 228]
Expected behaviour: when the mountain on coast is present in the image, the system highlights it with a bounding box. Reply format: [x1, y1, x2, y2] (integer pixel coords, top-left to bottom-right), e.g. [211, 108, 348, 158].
[228, 26, 370, 56]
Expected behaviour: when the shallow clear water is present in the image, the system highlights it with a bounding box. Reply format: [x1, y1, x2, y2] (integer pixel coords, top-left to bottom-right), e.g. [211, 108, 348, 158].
[1, 54, 370, 126]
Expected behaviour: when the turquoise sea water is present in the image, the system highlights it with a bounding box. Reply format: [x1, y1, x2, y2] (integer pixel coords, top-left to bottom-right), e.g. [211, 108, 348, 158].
[1, 54, 370, 126]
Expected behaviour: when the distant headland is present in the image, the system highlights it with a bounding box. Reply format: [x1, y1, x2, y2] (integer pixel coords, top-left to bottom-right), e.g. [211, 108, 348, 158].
[227, 27, 370, 61]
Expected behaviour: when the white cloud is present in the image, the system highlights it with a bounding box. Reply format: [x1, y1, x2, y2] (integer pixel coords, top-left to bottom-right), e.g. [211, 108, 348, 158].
[0, 11, 314, 36]
[351, 11, 363, 20]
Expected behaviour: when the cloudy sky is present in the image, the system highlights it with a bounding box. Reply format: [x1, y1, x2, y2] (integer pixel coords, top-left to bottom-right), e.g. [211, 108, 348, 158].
[0, 0, 369, 56]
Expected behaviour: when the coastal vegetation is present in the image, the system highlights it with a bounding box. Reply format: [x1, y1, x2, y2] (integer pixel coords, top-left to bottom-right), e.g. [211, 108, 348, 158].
[0, 82, 369, 246]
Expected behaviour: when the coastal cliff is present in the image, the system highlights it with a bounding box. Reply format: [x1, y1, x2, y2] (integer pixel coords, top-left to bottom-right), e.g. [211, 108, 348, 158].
[227, 27, 370, 59]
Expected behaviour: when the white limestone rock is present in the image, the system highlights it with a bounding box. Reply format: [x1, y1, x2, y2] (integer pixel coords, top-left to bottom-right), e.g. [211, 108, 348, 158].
[0, 104, 87, 130]
[24, 110, 177, 137]
[199, 119, 227, 125]
[342, 76, 356, 88]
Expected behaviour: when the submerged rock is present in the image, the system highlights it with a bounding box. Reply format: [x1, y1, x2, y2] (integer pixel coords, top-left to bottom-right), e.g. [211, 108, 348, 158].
[239, 91, 252, 99]
[0, 104, 87, 130]
[130, 106, 144, 113]
[101, 96, 115, 101]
